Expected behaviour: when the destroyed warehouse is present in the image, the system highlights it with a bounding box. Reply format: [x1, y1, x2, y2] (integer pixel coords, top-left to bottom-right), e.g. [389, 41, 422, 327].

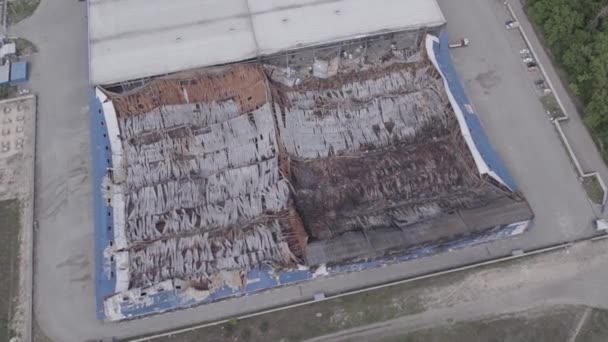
[87, 0, 533, 320]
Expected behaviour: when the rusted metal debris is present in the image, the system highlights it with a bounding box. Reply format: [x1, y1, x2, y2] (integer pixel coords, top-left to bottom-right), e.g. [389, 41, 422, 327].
[104, 41, 530, 293]
[108, 64, 268, 118]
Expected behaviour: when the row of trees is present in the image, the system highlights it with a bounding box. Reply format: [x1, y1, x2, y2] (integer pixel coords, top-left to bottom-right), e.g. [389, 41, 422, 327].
[527, 0, 608, 158]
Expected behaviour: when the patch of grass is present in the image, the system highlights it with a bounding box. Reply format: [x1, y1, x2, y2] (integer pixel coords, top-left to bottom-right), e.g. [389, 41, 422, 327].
[7, 0, 40, 25]
[540, 94, 565, 120]
[0, 199, 21, 342]
[0, 85, 17, 100]
[12, 37, 37, 56]
[0, 319, 9, 342]
[258, 320, 269, 333]
[583, 176, 604, 205]
[381, 306, 585, 342]
[577, 309, 608, 342]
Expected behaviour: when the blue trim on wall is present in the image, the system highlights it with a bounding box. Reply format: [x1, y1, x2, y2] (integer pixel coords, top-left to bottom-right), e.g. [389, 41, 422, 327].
[88, 88, 117, 320]
[432, 31, 518, 191]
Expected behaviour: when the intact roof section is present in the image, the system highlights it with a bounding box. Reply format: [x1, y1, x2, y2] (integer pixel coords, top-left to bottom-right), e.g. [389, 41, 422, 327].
[88, 0, 446, 85]
[88, 0, 258, 85]
[252, 0, 446, 54]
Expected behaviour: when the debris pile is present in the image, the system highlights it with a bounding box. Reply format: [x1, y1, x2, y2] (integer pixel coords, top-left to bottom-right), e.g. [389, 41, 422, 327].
[102, 36, 531, 295]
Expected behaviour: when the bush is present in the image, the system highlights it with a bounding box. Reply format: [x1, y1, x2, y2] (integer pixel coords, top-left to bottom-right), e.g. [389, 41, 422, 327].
[7, 0, 40, 25]
[0, 85, 16, 100]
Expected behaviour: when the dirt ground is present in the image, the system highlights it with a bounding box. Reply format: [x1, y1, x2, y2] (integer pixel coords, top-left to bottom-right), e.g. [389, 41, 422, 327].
[126, 255, 541, 342]
[138, 276, 436, 342]
[576, 309, 608, 342]
[379, 305, 608, 342]
[133, 271, 476, 342]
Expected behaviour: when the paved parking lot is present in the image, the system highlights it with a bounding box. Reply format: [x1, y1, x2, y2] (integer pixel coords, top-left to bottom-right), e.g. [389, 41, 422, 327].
[437, 0, 597, 243]
[13, 0, 606, 341]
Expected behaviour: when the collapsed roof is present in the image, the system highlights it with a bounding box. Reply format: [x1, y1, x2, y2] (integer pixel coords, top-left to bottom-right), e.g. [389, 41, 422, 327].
[88, 0, 446, 85]
[101, 32, 532, 294]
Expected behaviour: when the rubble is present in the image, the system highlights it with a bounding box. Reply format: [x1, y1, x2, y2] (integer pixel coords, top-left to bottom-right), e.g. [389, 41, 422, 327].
[100, 34, 531, 301]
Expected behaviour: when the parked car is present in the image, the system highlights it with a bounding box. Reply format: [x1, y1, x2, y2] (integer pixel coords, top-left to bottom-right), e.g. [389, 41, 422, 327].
[449, 38, 470, 48]
[527, 62, 538, 71]
[505, 20, 520, 29]
[519, 48, 530, 55]
[522, 57, 534, 63]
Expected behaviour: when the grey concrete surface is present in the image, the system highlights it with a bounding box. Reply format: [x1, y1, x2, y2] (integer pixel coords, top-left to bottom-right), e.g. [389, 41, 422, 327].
[509, 0, 608, 188]
[306, 238, 608, 342]
[10, 1, 93, 342]
[11, 0, 608, 341]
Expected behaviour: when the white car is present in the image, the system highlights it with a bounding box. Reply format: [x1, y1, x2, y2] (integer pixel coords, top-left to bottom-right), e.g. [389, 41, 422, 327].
[522, 57, 534, 63]
[505, 20, 520, 29]
[519, 48, 530, 55]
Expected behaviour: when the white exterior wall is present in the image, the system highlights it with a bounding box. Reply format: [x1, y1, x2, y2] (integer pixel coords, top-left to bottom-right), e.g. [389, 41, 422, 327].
[96, 88, 123, 171]
[95, 87, 130, 292]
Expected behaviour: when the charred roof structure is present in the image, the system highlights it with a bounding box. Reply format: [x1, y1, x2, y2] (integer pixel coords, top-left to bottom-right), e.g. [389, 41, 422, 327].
[90, 30, 532, 320]
[88, 0, 532, 321]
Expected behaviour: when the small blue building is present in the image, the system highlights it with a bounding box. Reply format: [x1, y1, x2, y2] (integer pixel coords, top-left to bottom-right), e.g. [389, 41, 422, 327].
[0, 64, 10, 85]
[9, 61, 27, 83]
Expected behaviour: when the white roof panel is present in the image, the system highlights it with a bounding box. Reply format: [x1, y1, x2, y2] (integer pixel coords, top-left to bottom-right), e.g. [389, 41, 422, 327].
[252, 0, 446, 53]
[89, 0, 445, 84]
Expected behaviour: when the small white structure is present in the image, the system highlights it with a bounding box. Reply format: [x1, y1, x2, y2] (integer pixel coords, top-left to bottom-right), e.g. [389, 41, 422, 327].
[595, 219, 608, 232]
[0, 42, 16, 58]
[313, 293, 326, 301]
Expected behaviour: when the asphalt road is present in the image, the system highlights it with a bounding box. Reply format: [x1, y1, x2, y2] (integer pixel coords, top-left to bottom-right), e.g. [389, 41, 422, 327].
[306, 238, 608, 342]
[12, 0, 608, 341]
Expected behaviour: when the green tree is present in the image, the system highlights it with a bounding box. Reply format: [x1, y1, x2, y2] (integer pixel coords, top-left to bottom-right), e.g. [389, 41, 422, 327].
[527, 0, 608, 161]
